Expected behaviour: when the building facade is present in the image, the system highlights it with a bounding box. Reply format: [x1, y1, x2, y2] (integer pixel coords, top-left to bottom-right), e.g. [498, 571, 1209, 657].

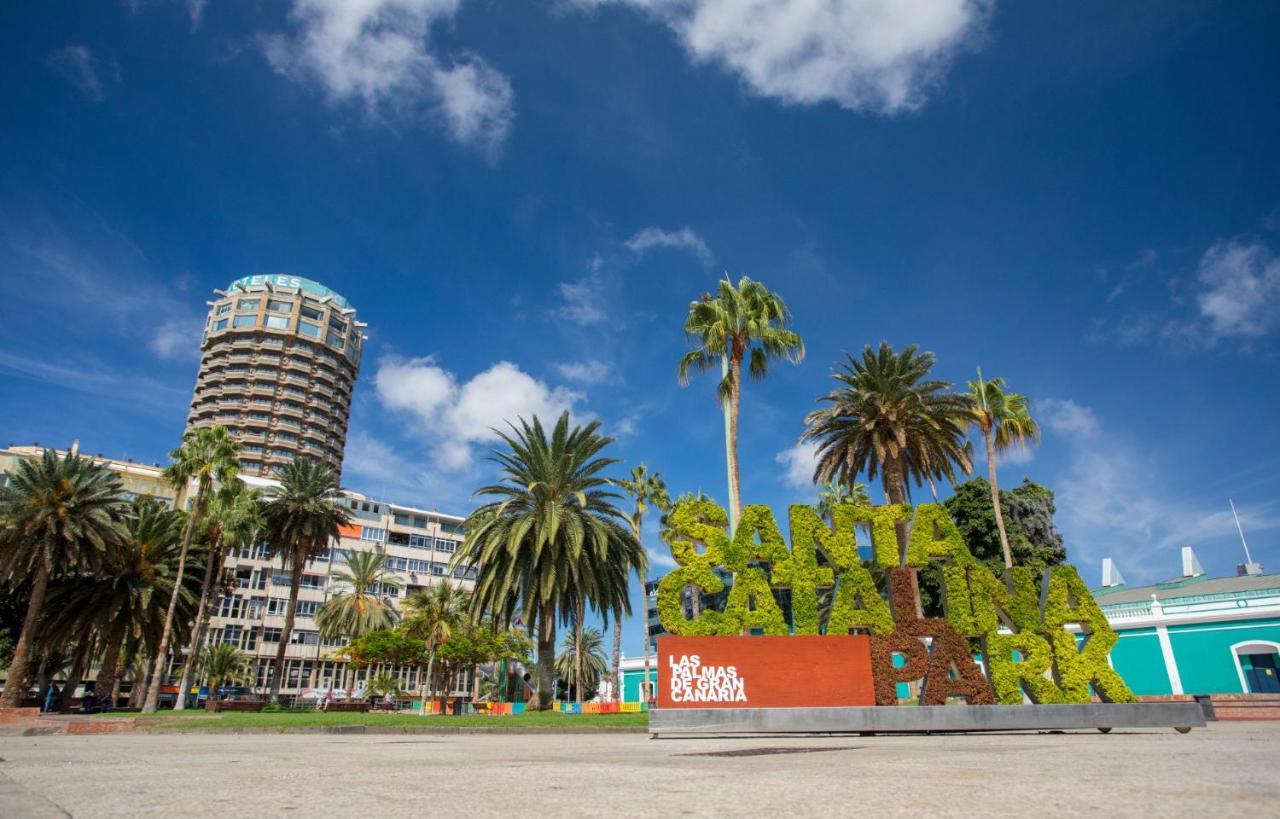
[187, 274, 365, 478]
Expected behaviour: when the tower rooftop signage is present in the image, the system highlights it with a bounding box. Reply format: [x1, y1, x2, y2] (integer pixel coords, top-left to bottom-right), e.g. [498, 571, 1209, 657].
[228, 274, 351, 309]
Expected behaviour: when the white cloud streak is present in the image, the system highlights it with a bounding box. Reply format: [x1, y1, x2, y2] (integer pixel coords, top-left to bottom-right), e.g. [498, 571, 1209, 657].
[775, 440, 818, 489]
[1195, 238, 1280, 342]
[49, 44, 105, 102]
[261, 0, 514, 158]
[553, 359, 612, 383]
[626, 226, 714, 266]
[572, 0, 991, 114]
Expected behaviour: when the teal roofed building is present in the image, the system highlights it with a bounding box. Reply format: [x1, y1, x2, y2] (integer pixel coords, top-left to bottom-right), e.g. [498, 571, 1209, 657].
[1094, 548, 1280, 696]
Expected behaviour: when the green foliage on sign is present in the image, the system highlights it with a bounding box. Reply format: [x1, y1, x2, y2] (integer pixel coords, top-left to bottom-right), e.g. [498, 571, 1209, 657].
[985, 631, 1065, 704]
[656, 499, 729, 635]
[775, 505, 836, 635]
[1041, 565, 1137, 703]
[849, 504, 911, 567]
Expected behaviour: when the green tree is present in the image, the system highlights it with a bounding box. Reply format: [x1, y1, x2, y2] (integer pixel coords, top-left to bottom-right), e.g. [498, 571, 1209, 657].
[175, 480, 261, 710]
[260, 459, 350, 702]
[401, 582, 468, 702]
[944, 477, 1067, 576]
[434, 621, 531, 714]
[315, 550, 401, 691]
[678, 276, 804, 530]
[343, 628, 429, 671]
[816, 479, 872, 525]
[0, 450, 128, 707]
[364, 671, 402, 698]
[455, 412, 644, 711]
[40, 497, 196, 708]
[555, 625, 608, 701]
[200, 642, 248, 710]
[802, 342, 972, 557]
[966, 370, 1042, 568]
[617, 464, 668, 702]
[142, 426, 239, 713]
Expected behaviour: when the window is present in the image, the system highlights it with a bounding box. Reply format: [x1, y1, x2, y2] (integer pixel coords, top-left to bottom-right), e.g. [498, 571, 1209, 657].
[278, 417, 299, 428]
[268, 598, 320, 617]
[266, 299, 292, 313]
[276, 431, 297, 441]
[300, 305, 322, 321]
[329, 317, 348, 333]
[434, 539, 458, 554]
[431, 563, 446, 576]
[217, 303, 232, 315]
[284, 385, 305, 396]
[250, 411, 270, 420]
[393, 513, 413, 527]
[299, 321, 321, 338]
[406, 559, 431, 573]
[327, 331, 344, 348]
[262, 628, 281, 643]
[273, 448, 293, 458]
[385, 557, 408, 571]
[265, 315, 289, 330]
[257, 366, 278, 376]
[237, 298, 260, 311]
[233, 314, 256, 328]
[360, 526, 387, 543]
[241, 444, 263, 454]
[388, 531, 409, 546]
[213, 318, 229, 330]
[408, 534, 431, 549]
[293, 340, 313, 352]
[290, 631, 319, 645]
[252, 396, 272, 405]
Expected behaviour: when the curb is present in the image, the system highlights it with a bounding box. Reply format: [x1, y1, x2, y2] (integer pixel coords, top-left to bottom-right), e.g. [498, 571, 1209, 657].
[143, 725, 649, 736]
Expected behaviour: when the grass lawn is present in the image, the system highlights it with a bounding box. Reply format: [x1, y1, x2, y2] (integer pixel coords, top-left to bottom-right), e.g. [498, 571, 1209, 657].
[131, 710, 649, 730]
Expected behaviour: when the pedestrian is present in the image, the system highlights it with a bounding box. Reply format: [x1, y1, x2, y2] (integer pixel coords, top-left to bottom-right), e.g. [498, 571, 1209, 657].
[43, 683, 60, 713]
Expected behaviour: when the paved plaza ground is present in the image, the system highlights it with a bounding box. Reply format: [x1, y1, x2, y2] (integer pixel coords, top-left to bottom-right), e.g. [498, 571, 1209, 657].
[0, 721, 1275, 817]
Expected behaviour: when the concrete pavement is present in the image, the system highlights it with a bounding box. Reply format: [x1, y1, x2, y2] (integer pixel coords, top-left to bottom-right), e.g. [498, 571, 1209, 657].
[0, 722, 1275, 817]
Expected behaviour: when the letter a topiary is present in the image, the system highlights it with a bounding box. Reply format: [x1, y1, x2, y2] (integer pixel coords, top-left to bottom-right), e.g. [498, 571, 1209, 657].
[656, 499, 730, 635]
[719, 505, 790, 635]
[885, 568, 995, 705]
[904, 504, 969, 567]
[1040, 565, 1137, 704]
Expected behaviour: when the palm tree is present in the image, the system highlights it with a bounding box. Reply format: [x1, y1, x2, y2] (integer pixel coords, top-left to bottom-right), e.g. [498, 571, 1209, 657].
[455, 412, 644, 711]
[200, 642, 248, 710]
[40, 497, 195, 709]
[142, 425, 239, 713]
[816, 479, 872, 525]
[315, 550, 401, 691]
[402, 582, 468, 704]
[617, 464, 668, 703]
[967, 369, 1042, 569]
[802, 343, 972, 558]
[678, 276, 804, 530]
[365, 671, 402, 698]
[175, 480, 261, 710]
[0, 450, 128, 707]
[555, 626, 608, 701]
[260, 458, 350, 702]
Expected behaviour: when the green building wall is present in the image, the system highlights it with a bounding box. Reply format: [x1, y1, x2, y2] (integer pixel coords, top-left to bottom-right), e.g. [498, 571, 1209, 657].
[1109, 629, 1172, 695]
[1167, 619, 1280, 695]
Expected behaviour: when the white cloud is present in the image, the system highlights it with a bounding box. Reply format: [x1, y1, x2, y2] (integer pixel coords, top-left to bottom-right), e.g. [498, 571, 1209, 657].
[0, 350, 187, 412]
[148, 319, 202, 361]
[261, 0, 514, 157]
[573, 0, 991, 114]
[49, 44, 104, 102]
[647, 548, 678, 570]
[1042, 399, 1280, 582]
[375, 356, 584, 471]
[626, 226, 714, 266]
[1040, 398, 1099, 440]
[775, 440, 818, 489]
[554, 359, 612, 383]
[554, 274, 609, 326]
[1195, 238, 1280, 341]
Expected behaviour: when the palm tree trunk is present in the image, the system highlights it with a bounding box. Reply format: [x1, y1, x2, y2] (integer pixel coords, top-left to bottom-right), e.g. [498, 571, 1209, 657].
[59, 637, 93, 713]
[94, 618, 128, 710]
[574, 607, 584, 702]
[721, 355, 739, 531]
[128, 657, 148, 708]
[0, 561, 50, 707]
[726, 353, 743, 529]
[269, 559, 304, 702]
[175, 532, 224, 710]
[535, 600, 556, 711]
[142, 485, 206, 713]
[984, 428, 1014, 569]
[610, 620, 622, 702]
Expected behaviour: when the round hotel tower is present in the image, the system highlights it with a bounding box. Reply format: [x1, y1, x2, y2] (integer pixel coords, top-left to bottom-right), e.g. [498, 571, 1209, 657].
[186, 275, 365, 478]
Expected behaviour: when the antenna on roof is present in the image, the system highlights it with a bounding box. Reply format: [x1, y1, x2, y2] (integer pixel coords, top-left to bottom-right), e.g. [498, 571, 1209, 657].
[1229, 498, 1263, 576]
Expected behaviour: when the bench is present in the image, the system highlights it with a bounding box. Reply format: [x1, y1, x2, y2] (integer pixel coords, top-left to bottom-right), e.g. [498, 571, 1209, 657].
[213, 700, 266, 712]
[322, 701, 371, 713]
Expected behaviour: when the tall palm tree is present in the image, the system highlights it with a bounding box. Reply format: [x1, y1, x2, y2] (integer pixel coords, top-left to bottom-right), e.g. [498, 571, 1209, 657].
[260, 458, 350, 702]
[0, 450, 128, 707]
[555, 626, 608, 701]
[802, 343, 972, 557]
[617, 464, 668, 703]
[175, 480, 261, 710]
[816, 479, 872, 525]
[678, 276, 804, 530]
[402, 582, 468, 702]
[455, 412, 644, 711]
[40, 497, 195, 709]
[199, 642, 248, 710]
[315, 550, 401, 691]
[967, 369, 1042, 569]
[142, 425, 239, 713]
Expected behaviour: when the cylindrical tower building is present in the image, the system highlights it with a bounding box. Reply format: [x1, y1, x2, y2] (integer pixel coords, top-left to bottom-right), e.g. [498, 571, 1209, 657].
[186, 274, 365, 478]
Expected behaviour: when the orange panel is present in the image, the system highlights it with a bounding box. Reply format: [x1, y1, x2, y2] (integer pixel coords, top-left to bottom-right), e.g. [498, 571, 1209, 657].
[337, 523, 362, 539]
[657, 635, 875, 709]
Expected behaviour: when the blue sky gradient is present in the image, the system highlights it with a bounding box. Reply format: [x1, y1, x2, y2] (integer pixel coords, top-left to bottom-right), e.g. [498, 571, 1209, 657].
[2, 2, 1278, 654]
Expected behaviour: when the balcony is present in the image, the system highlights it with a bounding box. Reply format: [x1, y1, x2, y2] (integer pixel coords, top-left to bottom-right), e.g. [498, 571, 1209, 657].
[243, 415, 270, 430]
[277, 403, 304, 419]
[248, 382, 276, 397]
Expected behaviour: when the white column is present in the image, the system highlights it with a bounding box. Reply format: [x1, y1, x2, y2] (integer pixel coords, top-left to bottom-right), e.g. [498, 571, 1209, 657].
[1151, 595, 1184, 696]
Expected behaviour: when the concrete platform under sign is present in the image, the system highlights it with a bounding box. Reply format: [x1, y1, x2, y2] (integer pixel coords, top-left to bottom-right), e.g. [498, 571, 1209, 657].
[649, 702, 1207, 737]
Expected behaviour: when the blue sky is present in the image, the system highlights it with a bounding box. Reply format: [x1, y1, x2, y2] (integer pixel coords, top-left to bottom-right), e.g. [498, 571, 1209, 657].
[2, 2, 1279, 653]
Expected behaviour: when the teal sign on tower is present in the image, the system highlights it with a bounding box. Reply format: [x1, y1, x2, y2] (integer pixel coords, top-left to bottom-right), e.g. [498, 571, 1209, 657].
[230, 274, 351, 309]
